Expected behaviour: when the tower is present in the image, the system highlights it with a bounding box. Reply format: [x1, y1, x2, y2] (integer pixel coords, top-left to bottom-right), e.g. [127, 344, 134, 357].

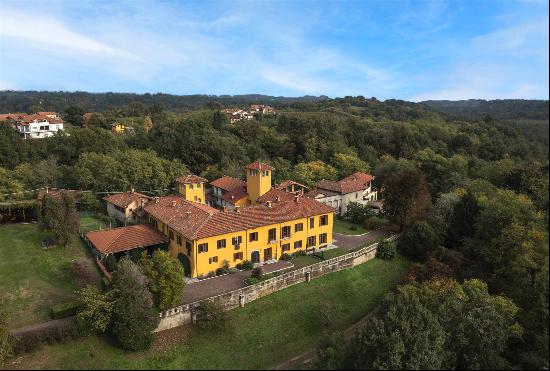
[246, 161, 273, 204]
[176, 175, 207, 203]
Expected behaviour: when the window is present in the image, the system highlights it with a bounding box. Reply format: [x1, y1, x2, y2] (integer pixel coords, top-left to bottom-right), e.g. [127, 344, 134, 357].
[217, 239, 226, 249]
[309, 217, 315, 229]
[319, 233, 327, 244]
[194, 196, 198, 201]
[233, 252, 243, 261]
[198, 243, 208, 253]
[189, 183, 194, 189]
[294, 240, 303, 249]
[169, 231, 174, 240]
[177, 235, 182, 246]
[268, 228, 276, 242]
[232, 236, 242, 246]
[262, 170, 269, 177]
[197, 183, 201, 188]
[320, 215, 328, 226]
[295, 223, 303, 232]
[356, 193, 358, 199]
[281, 226, 291, 238]
[307, 236, 316, 247]
[209, 256, 218, 264]
[282, 243, 290, 252]
[249, 232, 258, 242]
[186, 241, 192, 255]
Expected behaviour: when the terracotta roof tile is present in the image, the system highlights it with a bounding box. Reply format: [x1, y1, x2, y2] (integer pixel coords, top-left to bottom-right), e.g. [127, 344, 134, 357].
[221, 186, 248, 203]
[86, 224, 169, 255]
[245, 161, 274, 171]
[317, 172, 375, 195]
[145, 194, 334, 240]
[176, 174, 207, 184]
[210, 176, 246, 191]
[103, 191, 152, 208]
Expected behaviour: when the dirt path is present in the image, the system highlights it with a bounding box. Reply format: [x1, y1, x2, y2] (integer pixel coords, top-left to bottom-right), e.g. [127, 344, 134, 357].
[270, 310, 376, 370]
[10, 316, 74, 337]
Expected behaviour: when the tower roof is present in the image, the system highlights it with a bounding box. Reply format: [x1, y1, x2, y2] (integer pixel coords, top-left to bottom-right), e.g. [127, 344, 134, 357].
[176, 174, 208, 184]
[245, 160, 274, 171]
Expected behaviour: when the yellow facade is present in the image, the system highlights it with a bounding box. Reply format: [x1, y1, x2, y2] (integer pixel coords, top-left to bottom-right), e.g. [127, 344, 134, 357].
[111, 123, 125, 134]
[246, 168, 271, 204]
[178, 182, 206, 204]
[150, 212, 333, 277]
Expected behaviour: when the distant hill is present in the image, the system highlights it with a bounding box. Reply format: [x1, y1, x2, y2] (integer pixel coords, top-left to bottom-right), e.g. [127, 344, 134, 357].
[422, 99, 549, 120]
[0, 91, 329, 113]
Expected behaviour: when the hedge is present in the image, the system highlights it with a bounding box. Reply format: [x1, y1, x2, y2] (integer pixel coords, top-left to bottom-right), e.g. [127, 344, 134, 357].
[50, 301, 81, 320]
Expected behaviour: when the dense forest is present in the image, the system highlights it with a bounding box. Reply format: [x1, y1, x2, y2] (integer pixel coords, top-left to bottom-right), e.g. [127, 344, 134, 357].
[0, 93, 548, 369]
[423, 99, 549, 120]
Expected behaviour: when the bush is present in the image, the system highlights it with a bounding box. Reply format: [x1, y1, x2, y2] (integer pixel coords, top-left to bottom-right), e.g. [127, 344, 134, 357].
[343, 202, 374, 224]
[12, 321, 77, 355]
[399, 221, 440, 260]
[240, 260, 253, 270]
[75, 285, 115, 336]
[12, 333, 42, 355]
[280, 253, 292, 261]
[215, 268, 226, 276]
[294, 250, 307, 257]
[207, 271, 216, 278]
[250, 267, 264, 279]
[363, 216, 387, 230]
[244, 277, 261, 286]
[196, 300, 227, 331]
[105, 254, 117, 272]
[50, 301, 81, 320]
[350, 225, 358, 231]
[376, 240, 397, 260]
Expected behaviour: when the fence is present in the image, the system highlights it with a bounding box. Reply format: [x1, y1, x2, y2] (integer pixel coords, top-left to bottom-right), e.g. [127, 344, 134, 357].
[155, 234, 399, 332]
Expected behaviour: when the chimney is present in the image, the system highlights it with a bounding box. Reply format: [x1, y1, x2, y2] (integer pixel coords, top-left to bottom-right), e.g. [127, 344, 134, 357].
[275, 196, 280, 202]
[171, 200, 177, 207]
[294, 195, 299, 203]
[155, 197, 159, 203]
[235, 206, 240, 213]
[223, 206, 227, 212]
[267, 201, 272, 208]
[186, 211, 191, 218]
[131, 187, 135, 193]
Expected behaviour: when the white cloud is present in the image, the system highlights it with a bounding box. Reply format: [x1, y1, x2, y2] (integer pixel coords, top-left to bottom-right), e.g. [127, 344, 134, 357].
[0, 8, 139, 61]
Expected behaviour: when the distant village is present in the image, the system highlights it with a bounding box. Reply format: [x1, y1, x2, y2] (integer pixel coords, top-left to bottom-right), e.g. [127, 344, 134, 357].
[0, 104, 276, 139]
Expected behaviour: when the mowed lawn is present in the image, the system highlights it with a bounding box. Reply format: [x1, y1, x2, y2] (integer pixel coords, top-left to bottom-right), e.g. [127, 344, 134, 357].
[10, 255, 411, 370]
[333, 217, 369, 235]
[0, 220, 101, 329]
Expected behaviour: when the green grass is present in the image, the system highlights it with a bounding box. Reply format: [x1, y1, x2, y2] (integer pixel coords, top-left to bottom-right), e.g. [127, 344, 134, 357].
[10, 255, 411, 370]
[79, 214, 108, 233]
[333, 218, 369, 235]
[0, 221, 101, 328]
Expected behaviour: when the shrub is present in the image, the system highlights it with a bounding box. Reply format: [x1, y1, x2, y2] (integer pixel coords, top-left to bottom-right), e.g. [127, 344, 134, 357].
[11, 333, 42, 355]
[207, 271, 216, 278]
[280, 253, 291, 261]
[376, 240, 397, 260]
[363, 216, 386, 230]
[294, 250, 307, 257]
[399, 221, 440, 260]
[110, 258, 159, 351]
[71, 259, 97, 289]
[350, 225, 358, 231]
[343, 202, 373, 224]
[105, 254, 117, 272]
[240, 260, 253, 270]
[11, 321, 77, 355]
[140, 250, 185, 311]
[215, 268, 226, 276]
[196, 300, 227, 331]
[50, 301, 81, 320]
[75, 285, 115, 336]
[250, 267, 264, 279]
[244, 277, 261, 286]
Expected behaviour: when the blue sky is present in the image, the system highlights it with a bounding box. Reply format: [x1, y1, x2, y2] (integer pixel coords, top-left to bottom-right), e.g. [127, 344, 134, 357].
[0, 0, 548, 100]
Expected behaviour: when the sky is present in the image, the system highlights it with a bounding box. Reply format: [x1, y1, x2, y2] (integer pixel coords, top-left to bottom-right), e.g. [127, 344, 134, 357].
[0, 0, 548, 100]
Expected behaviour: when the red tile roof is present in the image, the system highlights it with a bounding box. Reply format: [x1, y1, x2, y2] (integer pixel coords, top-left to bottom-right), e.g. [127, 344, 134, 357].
[317, 172, 375, 195]
[210, 176, 246, 191]
[274, 179, 308, 191]
[245, 161, 274, 171]
[176, 174, 207, 184]
[221, 186, 248, 203]
[144, 194, 334, 240]
[37, 188, 83, 201]
[103, 191, 152, 208]
[256, 188, 297, 203]
[86, 224, 169, 255]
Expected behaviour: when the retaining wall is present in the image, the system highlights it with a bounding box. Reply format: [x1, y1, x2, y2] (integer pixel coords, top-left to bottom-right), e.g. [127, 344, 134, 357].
[155, 235, 398, 332]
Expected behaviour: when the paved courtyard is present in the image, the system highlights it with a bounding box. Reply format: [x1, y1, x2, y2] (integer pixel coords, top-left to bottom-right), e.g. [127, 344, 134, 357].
[181, 260, 293, 304]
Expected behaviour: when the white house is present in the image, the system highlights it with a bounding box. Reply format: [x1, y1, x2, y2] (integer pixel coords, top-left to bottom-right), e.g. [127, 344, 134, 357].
[14, 112, 64, 139]
[307, 172, 378, 215]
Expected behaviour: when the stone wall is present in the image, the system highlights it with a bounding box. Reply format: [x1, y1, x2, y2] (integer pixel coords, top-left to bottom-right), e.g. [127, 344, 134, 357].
[155, 235, 398, 332]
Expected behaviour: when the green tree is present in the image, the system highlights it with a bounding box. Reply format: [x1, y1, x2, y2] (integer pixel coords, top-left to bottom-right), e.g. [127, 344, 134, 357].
[212, 110, 228, 130]
[140, 250, 185, 311]
[381, 169, 431, 230]
[76, 285, 116, 336]
[399, 221, 440, 260]
[110, 258, 159, 351]
[143, 115, 153, 133]
[64, 105, 85, 126]
[292, 160, 337, 188]
[332, 152, 370, 179]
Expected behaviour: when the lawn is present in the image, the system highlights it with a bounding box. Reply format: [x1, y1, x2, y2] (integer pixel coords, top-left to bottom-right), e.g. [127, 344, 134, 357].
[0, 221, 101, 329]
[8, 255, 411, 370]
[79, 214, 109, 233]
[333, 217, 369, 235]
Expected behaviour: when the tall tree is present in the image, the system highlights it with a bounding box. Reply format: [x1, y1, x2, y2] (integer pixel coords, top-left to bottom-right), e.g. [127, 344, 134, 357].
[140, 250, 185, 311]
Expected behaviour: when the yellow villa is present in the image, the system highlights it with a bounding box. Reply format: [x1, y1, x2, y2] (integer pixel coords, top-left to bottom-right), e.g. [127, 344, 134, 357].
[144, 161, 335, 277]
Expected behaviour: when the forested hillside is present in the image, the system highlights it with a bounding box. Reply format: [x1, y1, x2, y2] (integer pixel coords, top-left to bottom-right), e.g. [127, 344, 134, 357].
[423, 99, 549, 120]
[1, 94, 548, 369]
